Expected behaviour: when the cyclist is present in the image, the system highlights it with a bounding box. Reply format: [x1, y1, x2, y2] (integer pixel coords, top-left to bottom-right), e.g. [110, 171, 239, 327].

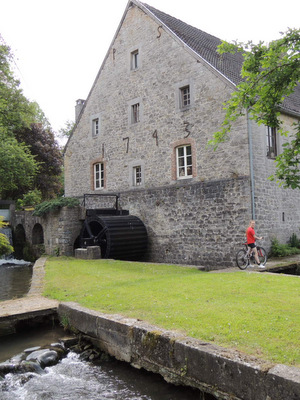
[246, 220, 265, 268]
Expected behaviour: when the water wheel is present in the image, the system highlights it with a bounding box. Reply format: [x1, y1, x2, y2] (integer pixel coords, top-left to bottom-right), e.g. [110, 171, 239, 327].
[79, 215, 147, 261]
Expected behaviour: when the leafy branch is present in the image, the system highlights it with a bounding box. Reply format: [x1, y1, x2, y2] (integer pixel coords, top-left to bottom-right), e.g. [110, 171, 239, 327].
[209, 28, 300, 189]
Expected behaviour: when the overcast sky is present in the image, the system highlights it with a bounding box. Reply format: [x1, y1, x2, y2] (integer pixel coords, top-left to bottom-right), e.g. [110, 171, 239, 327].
[1, 0, 299, 138]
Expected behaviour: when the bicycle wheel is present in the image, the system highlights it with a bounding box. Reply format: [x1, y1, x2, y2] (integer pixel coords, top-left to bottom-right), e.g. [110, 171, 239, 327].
[257, 247, 267, 265]
[236, 249, 249, 270]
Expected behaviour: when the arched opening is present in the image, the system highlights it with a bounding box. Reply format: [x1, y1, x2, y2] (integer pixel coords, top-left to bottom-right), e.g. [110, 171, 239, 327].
[13, 224, 26, 260]
[31, 223, 45, 260]
[32, 223, 44, 245]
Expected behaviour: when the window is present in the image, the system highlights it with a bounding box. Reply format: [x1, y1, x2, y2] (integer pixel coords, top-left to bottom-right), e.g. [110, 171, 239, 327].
[92, 118, 99, 136]
[129, 160, 144, 187]
[176, 145, 193, 178]
[128, 98, 142, 125]
[180, 85, 190, 109]
[90, 114, 101, 137]
[175, 81, 194, 112]
[131, 103, 140, 124]
[133, 165, 142, 186]
[94, 163, 104, 189]
[131, 49, 139, 70]
[266, 126, 277, 158]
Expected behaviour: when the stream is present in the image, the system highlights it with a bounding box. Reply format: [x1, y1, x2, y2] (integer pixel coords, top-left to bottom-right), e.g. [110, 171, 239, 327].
[0, 262, 202, 399]
[0, 327, 200, 400]
[0, 260, 32, 301]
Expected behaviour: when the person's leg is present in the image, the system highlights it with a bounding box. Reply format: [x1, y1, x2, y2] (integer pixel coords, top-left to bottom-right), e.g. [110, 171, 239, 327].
[253, 247, 265, 267]
[247, 245, 255, 267]
[252, 247, 260, 265]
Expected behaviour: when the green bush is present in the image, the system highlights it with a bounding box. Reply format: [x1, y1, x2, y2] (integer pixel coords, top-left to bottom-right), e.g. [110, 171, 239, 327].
[270, 238, 300, 257]
[289, 233, 300, 249]
[33, 197, 80, 217]
[16, 189, 42, 209]
[0, 216, 13, 256]
[0, 233, 13, 256]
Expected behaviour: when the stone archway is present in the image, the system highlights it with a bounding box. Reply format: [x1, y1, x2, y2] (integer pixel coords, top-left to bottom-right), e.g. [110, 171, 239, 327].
[32, 223, 44, 245]
[32, 223, 45, 259]
[13, 224, 26, 260]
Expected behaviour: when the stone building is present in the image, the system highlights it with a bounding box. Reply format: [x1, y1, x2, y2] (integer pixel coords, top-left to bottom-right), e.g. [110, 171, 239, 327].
[64, 0, 300, 268]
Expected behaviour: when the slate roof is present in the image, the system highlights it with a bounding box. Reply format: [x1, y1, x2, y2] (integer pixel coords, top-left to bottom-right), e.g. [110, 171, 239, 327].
[142, 2, 300, 116]
[143, 3, 244, 86]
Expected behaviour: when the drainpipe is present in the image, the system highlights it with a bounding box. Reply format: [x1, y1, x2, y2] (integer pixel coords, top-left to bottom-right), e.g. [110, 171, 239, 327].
[247, 111, 255, 219]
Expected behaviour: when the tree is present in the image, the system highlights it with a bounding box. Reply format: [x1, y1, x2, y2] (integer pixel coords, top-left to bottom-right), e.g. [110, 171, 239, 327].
[0, 216, 13, 257]
[0, 42, 36, 136]
[210, 28, 300, 189]
[58, 120, 75, 141]
[0, 39, 63, 200]
[0, 136, 39, 199]
[15, 123, 63, 199]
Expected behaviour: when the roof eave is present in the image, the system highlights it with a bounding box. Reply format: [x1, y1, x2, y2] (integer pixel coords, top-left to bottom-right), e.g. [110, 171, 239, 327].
[138, 1, 237, 88]
[65, 0, 238, 153]
[279, 106, 300, 119]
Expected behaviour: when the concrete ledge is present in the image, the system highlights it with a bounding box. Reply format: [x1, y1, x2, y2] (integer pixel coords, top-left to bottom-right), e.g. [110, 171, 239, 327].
[27, 256, 48, 296]
[57, 302, 300, 400]
[0, 308, 58, 336]
[0, 257, 59, 336]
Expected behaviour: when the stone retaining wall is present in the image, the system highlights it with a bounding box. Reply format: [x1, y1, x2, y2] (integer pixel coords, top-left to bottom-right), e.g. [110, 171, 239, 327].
[58, 302, 300, 400]
[117, 177, 251, 268]
[12, 207, 83, 258]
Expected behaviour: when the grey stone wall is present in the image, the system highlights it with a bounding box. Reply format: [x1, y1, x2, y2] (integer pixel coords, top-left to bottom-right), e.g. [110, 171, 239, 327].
[80, 177, 252, 269]
[63, 3, 300, 267]
[64, 4, 250, 197]
[14, 211, 44, 246]
[250, 117, 300, 249]
[13, 207, 83, 258]
[42, 207, 83, 256]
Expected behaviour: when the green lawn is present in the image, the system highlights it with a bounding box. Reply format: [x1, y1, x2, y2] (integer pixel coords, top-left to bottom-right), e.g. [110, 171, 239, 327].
[44, 257, 300, 367]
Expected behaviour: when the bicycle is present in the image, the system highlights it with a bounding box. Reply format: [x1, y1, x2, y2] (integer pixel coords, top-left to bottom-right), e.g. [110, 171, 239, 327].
[236, 242, 267, 270]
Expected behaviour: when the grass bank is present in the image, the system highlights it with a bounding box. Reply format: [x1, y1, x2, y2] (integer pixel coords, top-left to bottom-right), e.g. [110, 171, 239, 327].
[44, 257, 300, 367]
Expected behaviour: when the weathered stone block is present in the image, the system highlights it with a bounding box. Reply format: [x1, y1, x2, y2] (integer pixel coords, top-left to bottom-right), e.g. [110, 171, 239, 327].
[87, 246, 101, 259]
[75, 248, 88, 259]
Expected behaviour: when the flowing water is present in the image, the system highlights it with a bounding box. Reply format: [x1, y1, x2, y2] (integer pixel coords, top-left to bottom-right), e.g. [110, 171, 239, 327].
[0, 354, 201, 400]
[0, 327, 200, 400]
[0, 258, 201, 399]
[0, 260, 32, 301]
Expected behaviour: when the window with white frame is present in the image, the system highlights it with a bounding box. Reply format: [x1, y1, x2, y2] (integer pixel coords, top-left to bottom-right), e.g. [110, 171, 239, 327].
[131, 49, 139, 70]
[176, 145, 193, 178]
[266, 126, 277, 158]
[133, 165, 142, 186]
[94, 162, 104, 189]
[180, 85, 191, 109]
[131, 103, 140, 124]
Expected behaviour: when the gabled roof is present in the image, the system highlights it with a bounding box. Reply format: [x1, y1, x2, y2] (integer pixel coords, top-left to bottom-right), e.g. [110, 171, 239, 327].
[67, 0, 299, 147]
[140, 1, 300, 117]
[142, 3, 244, 86]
